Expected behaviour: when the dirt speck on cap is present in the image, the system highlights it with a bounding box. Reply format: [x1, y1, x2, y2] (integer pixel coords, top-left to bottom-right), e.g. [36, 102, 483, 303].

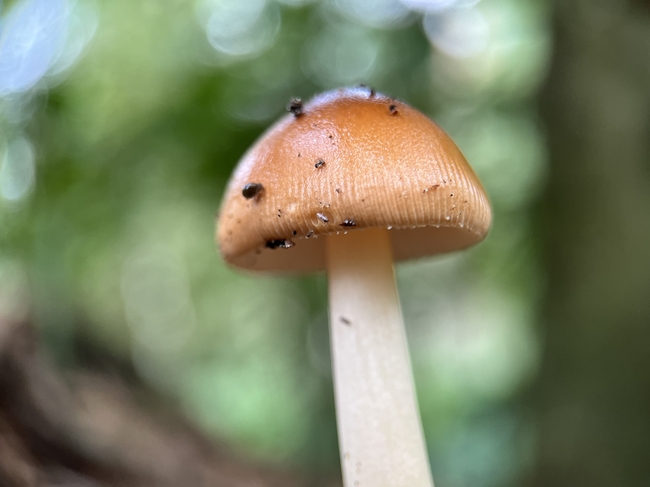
[287, 98, 303, 117]
[242, 183, 264, 200]
[265, 239, 295, 249]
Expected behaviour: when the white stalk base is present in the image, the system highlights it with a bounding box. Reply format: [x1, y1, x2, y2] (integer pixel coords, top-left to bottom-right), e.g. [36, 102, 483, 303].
[327, 228, 433, 487]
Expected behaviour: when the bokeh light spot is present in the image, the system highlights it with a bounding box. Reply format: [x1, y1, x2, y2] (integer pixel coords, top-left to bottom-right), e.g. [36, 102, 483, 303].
[331, 0, 413, 29]
[0, 136, 35, 202]
[424, 6, 489, 58]
[0, 0, 68, 95]
[302, 22, 380, 87]
[197, 0, 281, 57]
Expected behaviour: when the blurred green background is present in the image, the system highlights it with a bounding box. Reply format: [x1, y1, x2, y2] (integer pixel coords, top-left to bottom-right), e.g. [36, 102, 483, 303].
[1, 0, 649, 485]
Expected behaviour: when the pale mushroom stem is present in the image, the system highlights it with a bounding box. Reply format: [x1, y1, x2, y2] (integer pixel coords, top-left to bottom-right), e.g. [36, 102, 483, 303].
[327, 228, 434, 487]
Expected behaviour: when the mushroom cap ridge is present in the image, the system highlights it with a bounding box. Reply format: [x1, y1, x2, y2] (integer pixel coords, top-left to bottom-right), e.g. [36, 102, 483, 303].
[217, 87, 491, 273]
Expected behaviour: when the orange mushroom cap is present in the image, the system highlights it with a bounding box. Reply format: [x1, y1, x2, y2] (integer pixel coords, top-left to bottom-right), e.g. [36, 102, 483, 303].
[217, 87, 491, 273]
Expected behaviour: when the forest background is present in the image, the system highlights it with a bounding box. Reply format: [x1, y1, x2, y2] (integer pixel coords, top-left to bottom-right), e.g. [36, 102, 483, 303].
[1, 0, 649, 485]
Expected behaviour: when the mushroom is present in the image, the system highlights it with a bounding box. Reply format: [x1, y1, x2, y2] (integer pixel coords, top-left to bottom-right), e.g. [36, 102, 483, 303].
[216, 87, 491, 487]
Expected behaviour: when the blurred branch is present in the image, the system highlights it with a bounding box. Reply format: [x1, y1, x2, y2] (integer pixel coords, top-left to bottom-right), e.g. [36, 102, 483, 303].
[0, 316, 339, 487]
[533, 1, 650, 485]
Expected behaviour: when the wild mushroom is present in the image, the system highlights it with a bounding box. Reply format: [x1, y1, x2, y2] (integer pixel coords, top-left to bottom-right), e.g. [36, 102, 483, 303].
[216, 87, 491, 487]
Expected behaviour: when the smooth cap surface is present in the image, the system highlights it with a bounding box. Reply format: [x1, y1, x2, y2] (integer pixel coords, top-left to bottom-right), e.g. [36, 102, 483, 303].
[217, 87, 491, 273]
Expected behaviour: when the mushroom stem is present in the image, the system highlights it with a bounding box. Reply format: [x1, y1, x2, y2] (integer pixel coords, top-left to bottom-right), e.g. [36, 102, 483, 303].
[327, 228, 433, 487]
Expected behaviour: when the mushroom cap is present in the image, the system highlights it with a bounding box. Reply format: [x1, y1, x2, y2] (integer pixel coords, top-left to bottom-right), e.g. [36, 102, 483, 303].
[217, 87, 491, 273]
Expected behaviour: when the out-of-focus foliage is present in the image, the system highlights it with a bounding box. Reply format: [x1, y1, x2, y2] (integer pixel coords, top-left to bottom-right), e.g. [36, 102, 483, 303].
[0, 0, 551, 484]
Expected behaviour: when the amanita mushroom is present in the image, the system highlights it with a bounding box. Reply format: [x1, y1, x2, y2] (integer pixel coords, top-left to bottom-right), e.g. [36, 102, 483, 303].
[216, 87, 491, 486]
